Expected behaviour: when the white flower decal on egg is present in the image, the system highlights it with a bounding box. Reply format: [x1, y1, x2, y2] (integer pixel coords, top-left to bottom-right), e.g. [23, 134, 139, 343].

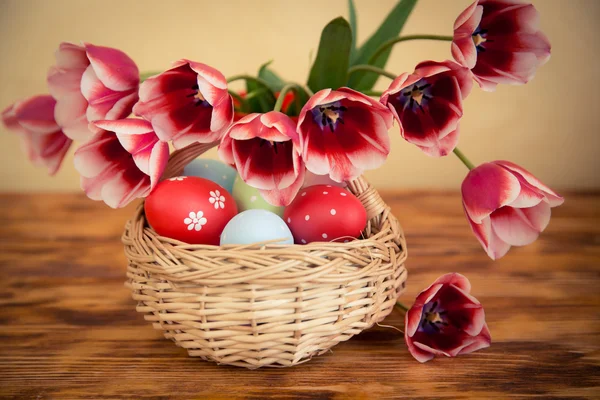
[184, 211, 207, 231]
[209, 190, 226, 209]
[168, 176, 187, 181]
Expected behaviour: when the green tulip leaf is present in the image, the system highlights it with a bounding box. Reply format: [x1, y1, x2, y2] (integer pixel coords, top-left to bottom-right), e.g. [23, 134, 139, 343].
[348, 0, 418, 91]
[307, 17, 353, 92]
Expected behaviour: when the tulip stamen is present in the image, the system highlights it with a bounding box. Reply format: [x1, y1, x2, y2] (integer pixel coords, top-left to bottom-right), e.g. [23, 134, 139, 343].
[402, 82, 432, 113]
[419, 301, 450, 333]
[472, 28, 493, 52]
[315, 103, 347, 133]
[188, 84, 210, 107]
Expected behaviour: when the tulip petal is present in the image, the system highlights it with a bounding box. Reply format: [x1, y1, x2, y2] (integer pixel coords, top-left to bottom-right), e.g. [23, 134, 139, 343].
[452, 5, 483, 69]
[432, 273, 471, 293]
[96, 119, 154, 136]
[81, 65, 138, 122]
[22, 130, 72, 176]
[457, 323, 491, 355]
[494, 160, 564, 206]
[12, 95, 60, 134]
[74, 131, 128, 178]
[100, 167, 150, 209]
[405, 336, 436, 363]
[520, 200, 551, 232]
[465, 212, 512, 260]
[406, 283, 444, 337]
[83, 43, 139, 92]
[148, 141, 169, 186]
[462, 162, 522, 223]
[259, 164, 305, 207]
[54, 42, 88, 69]
[53, 92, 91, 141]
[491, 206, 540, 246]
[2, 103, 24, 133]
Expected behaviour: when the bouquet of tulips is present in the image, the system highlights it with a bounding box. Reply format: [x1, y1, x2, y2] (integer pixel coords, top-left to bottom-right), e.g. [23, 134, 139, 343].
[2, 0, 563, 363]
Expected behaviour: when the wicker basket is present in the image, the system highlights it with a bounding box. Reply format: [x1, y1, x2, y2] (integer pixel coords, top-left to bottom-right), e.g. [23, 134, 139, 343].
[123, 142, 408, 369]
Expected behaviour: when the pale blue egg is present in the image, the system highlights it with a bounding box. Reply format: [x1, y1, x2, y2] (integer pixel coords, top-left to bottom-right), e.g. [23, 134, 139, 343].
[220, 209, 294, 246]
[183, 158, 237, 194]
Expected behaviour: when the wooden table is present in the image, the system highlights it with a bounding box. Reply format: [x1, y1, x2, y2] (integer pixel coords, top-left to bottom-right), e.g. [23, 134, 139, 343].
[0, 192, 598, 399]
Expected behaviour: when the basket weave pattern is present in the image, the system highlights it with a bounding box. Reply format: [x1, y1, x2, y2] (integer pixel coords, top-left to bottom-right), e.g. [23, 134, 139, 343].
[123, 143, 408, 368]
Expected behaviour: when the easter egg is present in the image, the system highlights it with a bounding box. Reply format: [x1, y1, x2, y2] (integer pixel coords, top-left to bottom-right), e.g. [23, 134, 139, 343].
[232, 176, 285, 217]
[302, 170, 347, 189]
[220, 209, 294, 246]
[145, 176, 237, 245]
[183, 158, 237, 194]
[283, 185, 367, 244]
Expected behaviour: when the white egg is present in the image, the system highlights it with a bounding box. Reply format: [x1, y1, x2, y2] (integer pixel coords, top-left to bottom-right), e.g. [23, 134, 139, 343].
[220, 209, 294, 245]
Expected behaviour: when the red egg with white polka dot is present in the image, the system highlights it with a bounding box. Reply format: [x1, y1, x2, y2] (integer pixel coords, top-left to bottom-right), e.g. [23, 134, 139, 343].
[283, 185, 367, 244]
[145, 176, 237, 245]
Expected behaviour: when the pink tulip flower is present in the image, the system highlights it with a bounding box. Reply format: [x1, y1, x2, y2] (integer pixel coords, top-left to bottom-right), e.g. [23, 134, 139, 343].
[462, 161, 564, 260]
[380, 60, 472, 157]
[452, 0, 551, 91]
[219, 111, 304, 206]
[73, 119, 169, 208]
[405, 273, 491, 363]
[297, 87, 393, 183]
[133, 60, 234, 149]
[2, 95, 72, 175]
[47, 42, 140, 141]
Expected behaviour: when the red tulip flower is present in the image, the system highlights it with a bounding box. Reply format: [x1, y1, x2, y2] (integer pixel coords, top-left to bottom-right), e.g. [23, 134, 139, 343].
[462, 161, 564, 260]
[133, 60, 234, 149]
[73, 119, 169, 208]
[297, 88, 393, 183]
[2, 95, 72, 175]
[47, 42, 140, 141]
[405, 273, 491, 363]
[452, 0, 551, 91]
[218, 111, 304, 206]
[380, 60, 472, 157]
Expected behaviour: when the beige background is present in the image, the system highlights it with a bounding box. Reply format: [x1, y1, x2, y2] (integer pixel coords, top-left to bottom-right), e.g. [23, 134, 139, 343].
[0, 0, 598, 192]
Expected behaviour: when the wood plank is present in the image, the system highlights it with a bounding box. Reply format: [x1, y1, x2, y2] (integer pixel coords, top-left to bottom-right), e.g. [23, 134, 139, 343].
[0, 192, 598, 399]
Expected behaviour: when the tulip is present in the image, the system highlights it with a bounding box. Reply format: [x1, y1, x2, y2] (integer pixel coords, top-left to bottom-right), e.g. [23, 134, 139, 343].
[405, 273, 491, 363]
[452, 0, 551, 91]
[133, 60, 234, 149]
[462, 160, 564, 260]
[380, 60, 472, 157]
[297, 87, 393, 183]
[218, 111, 304, 206]
[2, 95, 72, 175]
[47, 42, 140, 141]
[73, 119, 169, 208]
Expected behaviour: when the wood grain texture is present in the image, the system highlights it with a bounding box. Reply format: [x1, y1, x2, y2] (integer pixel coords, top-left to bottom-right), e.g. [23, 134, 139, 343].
[0, 191, 598, 399]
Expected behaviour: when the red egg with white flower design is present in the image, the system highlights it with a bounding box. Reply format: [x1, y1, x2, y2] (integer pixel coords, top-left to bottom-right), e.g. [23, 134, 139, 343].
[284, 185, 367, 244]
[145, 176, 237, 245]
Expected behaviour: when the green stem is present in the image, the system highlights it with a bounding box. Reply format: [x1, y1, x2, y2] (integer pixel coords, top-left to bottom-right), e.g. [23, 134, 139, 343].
[226, 75, 273, 92]
[453, 147, 475, 170]
[273, 83, 298, 112]
[367, 34, 454, 65]
[244, 89, 268, 101]
[347, 65, 397, 81]
[395, 302, 409, 312]
[363, 90, 383, 97]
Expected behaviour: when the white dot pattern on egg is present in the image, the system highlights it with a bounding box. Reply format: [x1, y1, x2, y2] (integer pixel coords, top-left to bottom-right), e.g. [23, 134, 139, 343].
[283, 184, 367, 245]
